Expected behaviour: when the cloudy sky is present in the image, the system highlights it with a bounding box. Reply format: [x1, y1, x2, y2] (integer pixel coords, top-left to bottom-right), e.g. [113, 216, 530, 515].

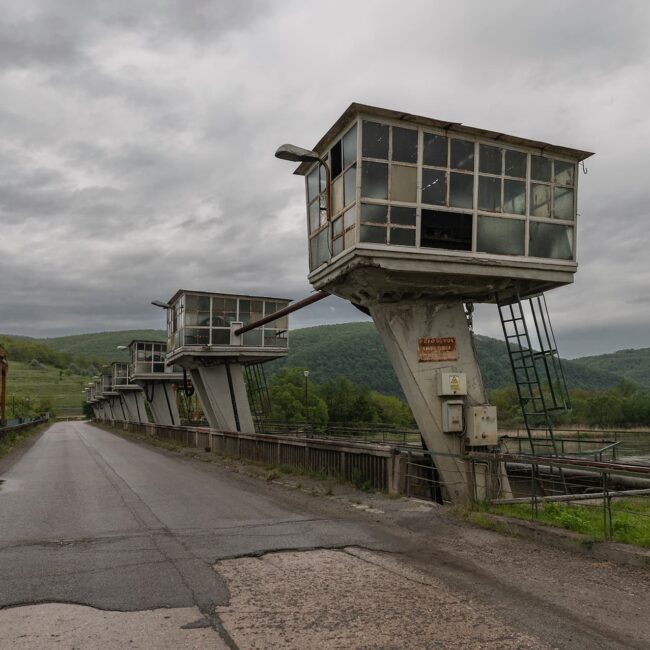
[0, 0, 648, 357]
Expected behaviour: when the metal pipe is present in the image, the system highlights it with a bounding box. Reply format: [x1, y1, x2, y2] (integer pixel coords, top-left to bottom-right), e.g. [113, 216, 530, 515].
[233, 291, 329, 336]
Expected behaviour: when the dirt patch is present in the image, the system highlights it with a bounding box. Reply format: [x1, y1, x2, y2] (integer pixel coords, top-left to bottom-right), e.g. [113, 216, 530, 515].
[215, 547, 546, 649]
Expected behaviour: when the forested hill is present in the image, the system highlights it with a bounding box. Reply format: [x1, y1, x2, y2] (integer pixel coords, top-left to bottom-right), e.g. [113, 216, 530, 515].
[265, 322, 623, 397]
[35, 329, 166, 362]
[570, 348, 650, 390]
[2, 322, 634, 396]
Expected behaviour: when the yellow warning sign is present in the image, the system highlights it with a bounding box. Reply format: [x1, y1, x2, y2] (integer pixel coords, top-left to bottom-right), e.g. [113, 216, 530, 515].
[449, 375, 460, 392]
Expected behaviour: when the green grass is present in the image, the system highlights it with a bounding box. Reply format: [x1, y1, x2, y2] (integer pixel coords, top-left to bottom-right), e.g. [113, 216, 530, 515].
[490, 499, 650, 548]
[5, 361, 88, 413]
[0, 422, 50, 460]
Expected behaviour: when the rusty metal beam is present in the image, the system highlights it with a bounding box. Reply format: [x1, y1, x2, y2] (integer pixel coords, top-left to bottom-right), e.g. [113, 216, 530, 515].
[233, 291, 329, 336]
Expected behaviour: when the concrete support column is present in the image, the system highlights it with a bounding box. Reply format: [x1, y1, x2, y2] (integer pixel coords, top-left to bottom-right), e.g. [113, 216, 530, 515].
[370, 299, 487, 503]
[121, 391, 149, 424]
[112, 396, 128, 422]
[189, 363, 254, 433]
[145, 382, 180, 427]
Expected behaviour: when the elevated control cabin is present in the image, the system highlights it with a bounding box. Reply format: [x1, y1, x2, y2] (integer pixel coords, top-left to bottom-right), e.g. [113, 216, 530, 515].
[165, 290, 290, 433]
[295, 103, 591, 305]
[128, 340, 181, 426]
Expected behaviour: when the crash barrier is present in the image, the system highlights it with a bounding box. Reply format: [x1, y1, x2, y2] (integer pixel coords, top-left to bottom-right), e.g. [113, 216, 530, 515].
[103, 419, 409, 493]
[0, 415, 49, 440]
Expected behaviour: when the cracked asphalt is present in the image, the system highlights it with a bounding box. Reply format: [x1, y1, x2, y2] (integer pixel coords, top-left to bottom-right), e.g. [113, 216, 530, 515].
[1, 421, 650, 649]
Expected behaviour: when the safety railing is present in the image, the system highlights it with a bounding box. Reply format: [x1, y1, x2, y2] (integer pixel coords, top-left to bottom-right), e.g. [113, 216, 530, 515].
[472, 450, 650, 545]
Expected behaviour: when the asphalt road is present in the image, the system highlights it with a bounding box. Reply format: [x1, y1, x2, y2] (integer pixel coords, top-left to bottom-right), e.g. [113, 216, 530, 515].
[1, 421, 650, 649]
[0, 422, 377, 613]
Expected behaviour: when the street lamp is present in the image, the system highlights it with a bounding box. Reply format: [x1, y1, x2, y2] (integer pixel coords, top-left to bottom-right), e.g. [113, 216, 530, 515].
[303, 370, 310, 430]
[275, 144, 332, 253]
[151, 300, 170, 309]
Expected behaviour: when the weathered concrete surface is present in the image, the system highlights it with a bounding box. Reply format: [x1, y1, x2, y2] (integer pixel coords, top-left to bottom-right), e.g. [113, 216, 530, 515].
[0, 604, 227, 649]
[217, 547, 545, 649]
[1, 421, 650, 649]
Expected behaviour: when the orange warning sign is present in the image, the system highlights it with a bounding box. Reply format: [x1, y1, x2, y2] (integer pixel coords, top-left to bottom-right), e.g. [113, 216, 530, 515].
[418, 337, 457, 362]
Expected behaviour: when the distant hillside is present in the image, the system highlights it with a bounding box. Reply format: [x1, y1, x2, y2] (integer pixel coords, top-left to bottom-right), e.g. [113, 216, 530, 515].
[571, 348, 650, 390]
[4, 322, 633, 397]
[266, 322, 623, 397]
[41, 330, 166, 362]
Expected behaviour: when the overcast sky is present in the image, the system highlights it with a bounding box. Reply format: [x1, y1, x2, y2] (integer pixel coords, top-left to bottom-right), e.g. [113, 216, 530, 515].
[0, 0, 648, 357]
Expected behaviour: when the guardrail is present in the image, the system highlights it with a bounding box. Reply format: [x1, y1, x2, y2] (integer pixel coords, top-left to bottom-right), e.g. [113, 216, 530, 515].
[103, 419, 410, 494]
[0, 416, 48, 440]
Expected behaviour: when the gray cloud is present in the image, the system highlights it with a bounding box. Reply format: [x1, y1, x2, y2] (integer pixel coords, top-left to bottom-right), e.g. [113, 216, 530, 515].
[0, 0, 649, 358]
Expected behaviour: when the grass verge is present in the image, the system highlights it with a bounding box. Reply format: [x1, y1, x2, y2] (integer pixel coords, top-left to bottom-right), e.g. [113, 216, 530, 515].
[0, 422, 50, 461]
[483, 499, 650, 548]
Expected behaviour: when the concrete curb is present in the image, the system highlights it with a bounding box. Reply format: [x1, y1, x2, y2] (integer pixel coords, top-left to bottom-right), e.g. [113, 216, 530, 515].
[478, 512, 650, 569]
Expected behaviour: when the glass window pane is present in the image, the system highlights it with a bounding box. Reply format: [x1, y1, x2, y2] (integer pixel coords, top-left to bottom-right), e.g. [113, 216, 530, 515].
[360, 224, 387, 244]
[505, 150, 527, 178]
[250, 300, 263, 322]
[423, 133, 447, 167]
[530, 183, 552, 217]
[529, 222, 573, 260]
[479, 144, 502, 175]
[185, 328, 210, 345]
[330, 140, 342, 179]
[308, 200, 320, 233]
[344, 166, 356, 206]
[450, 139, 474, 171]
[242, 329, 263, 346]
[342, 124, 357, 168]
[332, 175, 344, 215]
[360, 203, 387, 223]
[264, 329, 287, 347]
[390, 228, 415, 246]
[343, 206, 356, 229]
[211, 328, 230, 345]
[319, 165, 327, 193]
[531, 155, 552, 182]
[391, 206, 416, 226]
[449, 173, 474, 209]
[362, 121, 389, 159]
[554, 186, 574, 220]
[332, 236, 343, 256]
[478, 176, 501, 212]
[317, 228, 329, 266]
[390, 164, 417, 202]
[554, 160, 574, 186]
[344, 227, 356, 249]
[422, 168, 447, 206]
[309, 235, 318, 270]
[477, 216, 525, 256]
[392, 127, 418, 163]
[503, 180, 526, 215]
[420, 210, 472, 251]
[361, 161, 388, 199]
[332, 216, 343, 236]
[307, 166, 319, 202]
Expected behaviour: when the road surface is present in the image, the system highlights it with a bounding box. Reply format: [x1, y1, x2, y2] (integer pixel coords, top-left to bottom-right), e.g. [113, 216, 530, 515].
[0, 422, 649, 648]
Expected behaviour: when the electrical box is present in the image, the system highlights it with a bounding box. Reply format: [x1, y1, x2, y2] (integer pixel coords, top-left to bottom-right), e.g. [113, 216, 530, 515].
[465, 405, 498, 446]
[437, 372, 467, 396]
[442, 400, 464, 434]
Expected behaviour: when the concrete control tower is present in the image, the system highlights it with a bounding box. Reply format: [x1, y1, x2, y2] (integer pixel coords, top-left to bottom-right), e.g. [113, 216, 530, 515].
[164, 290, 290, 433]
[96, 369, 118, 421]
[279, 103, 593, 502]
[128, 340, 182, 426]
[111, 361, 148, 424]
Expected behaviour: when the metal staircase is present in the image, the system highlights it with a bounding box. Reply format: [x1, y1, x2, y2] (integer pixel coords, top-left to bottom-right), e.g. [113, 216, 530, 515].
[497, 293, 571, 459]
[244, 363, 272, 433]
